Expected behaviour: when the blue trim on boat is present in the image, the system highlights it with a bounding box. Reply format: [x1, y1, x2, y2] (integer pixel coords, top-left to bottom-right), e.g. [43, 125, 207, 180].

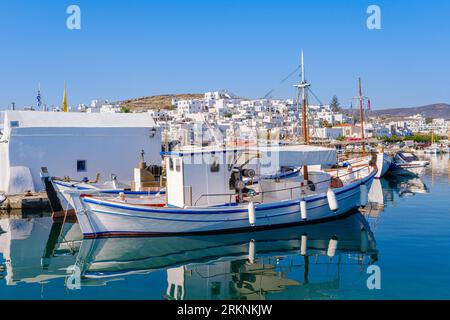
[88, 188, 360, 223]
[81, 210, 360, 238]
[82, 167, 377, 215]
[53, 180, 165, 195]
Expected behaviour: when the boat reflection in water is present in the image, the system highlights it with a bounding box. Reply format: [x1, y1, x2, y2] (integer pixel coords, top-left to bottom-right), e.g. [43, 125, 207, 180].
[0, 214, 81, 286]
[71, 212, 378, 299]
[384, 173, 429, 198]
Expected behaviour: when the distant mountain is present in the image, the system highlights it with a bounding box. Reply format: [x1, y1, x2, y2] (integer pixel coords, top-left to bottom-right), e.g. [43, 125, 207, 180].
[370, 103, 450, 120]
[119, 94, 203, 112]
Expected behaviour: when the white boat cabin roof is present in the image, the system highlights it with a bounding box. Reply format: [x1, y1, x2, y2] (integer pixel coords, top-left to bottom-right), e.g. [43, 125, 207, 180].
[161, 144, 337, 167]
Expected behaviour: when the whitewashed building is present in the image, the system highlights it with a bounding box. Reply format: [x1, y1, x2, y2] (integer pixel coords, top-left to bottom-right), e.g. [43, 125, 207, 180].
[0, 111, 161, 195]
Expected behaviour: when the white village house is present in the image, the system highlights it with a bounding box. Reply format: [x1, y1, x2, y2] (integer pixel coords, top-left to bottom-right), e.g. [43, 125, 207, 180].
[0, 111, 161, 195]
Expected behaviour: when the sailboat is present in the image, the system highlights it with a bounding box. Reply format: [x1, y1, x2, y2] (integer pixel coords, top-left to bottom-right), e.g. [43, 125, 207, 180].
[340, 78, 392, 179]
[424, 130, 442, 154]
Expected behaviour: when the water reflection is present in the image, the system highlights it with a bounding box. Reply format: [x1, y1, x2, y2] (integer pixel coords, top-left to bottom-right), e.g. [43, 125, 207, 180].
[72, 213, 378, 299]
[0, 211, 377, 299]
[0, 214, 80, 286]
[0, 164, 439, 299]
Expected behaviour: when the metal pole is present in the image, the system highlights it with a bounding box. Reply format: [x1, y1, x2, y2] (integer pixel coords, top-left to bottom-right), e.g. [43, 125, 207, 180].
[359, 78, 366, 154]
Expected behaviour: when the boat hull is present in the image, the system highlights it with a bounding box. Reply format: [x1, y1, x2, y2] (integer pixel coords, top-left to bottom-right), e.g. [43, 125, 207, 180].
[375, 152, 392, 179]
[51, 180, 165, 219]
[71, 168, 377, 238]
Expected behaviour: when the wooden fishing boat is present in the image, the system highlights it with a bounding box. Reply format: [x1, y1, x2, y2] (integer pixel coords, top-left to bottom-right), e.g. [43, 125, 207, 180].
[66, 145, 377, 238]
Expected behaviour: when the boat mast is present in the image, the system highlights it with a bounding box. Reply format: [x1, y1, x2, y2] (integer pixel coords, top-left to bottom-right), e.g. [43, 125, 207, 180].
[358, 78, 366, 154]
[301, 50, 310, 145]
[295, 49, 311, 180]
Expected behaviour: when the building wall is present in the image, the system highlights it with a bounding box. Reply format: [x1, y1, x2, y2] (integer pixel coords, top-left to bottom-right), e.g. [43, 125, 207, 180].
[2, 126, 161, 194]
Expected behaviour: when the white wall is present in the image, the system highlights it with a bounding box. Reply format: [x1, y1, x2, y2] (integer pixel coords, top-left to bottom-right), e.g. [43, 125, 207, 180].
[0, 111, 161, 194]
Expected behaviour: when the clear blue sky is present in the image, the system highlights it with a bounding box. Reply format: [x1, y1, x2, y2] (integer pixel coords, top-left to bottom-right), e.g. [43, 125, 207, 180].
[0, 0, 449, 110]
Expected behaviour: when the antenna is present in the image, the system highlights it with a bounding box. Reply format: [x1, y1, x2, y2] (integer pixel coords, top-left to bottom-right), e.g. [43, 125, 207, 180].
[358, 78, 366, 153]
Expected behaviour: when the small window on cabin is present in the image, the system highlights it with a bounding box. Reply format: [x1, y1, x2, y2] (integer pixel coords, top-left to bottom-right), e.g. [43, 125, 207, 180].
[175, 159, 181, 172]
[169, 158, 174, 171]
[77, 160, 87, 172]
[10, 121, 19, 128]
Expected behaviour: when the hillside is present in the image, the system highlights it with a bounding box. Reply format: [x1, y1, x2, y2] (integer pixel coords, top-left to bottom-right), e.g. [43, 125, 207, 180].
[119, 94, 203, 112]
[370, 103, 450, 120]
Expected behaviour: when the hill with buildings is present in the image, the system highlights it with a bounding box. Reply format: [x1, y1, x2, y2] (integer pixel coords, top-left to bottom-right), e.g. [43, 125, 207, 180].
[119, 94, 203, 112]
[370, 103, 450, 120]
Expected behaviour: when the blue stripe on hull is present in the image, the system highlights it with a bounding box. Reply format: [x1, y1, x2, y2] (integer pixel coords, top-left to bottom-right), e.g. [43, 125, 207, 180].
[82, 209, 360, 238]
[78, 168, 376, 237]
[53, 180, 165, 195]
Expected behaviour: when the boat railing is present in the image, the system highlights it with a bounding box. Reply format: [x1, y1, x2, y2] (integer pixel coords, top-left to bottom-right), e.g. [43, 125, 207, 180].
[193, 165, 373, 206]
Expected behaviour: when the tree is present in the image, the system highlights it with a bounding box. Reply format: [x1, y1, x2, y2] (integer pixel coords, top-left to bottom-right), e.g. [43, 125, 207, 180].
[120, 106, 131, 113]
[330, 95, 341, 112]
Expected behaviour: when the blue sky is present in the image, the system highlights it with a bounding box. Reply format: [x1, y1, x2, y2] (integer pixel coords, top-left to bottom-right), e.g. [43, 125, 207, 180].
[0, 0, 449, 110]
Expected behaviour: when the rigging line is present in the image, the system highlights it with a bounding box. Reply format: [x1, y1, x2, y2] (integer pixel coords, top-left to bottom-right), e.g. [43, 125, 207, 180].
[262, 65, 301, 99]
[308, 87, 323, 106]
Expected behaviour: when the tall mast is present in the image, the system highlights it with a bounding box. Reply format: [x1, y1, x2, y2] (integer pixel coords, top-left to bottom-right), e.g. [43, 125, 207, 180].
[294, 49, 311, 180]
[301, 50, 309, 145]
[295, 49, 310, 145]
[358, 78, 366, 153]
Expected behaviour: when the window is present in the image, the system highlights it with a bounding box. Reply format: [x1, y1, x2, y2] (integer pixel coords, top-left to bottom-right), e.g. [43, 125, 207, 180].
[175, 159, 181, 172]
[10, 121, 19, 128]
[77, 160, 87, 172]
[169, 158, 174, 171]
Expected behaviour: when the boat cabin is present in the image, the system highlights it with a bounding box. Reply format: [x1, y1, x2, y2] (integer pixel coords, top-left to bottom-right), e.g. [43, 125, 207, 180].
[163, 145, 337, 208]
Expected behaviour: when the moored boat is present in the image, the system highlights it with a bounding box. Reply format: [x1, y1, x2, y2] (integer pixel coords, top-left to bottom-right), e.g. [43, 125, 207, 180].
[341, 151, 392, 179]
[42, 152, 166, 219]
[66, 145, 377, 238]
[390, 151, 429, 176]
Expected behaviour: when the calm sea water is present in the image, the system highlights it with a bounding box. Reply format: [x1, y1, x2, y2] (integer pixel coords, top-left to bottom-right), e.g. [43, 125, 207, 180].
[0, 154, 449, 300]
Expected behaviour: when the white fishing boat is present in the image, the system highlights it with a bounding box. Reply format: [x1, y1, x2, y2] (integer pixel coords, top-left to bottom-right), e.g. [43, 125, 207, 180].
[66, 144, 377, 238]
[424, 144, 442, 154]
[42, 152, 166, 219]
[341, 151, 392, 179]
[50, 177, 166, 216]
[391, 151, 429, 176]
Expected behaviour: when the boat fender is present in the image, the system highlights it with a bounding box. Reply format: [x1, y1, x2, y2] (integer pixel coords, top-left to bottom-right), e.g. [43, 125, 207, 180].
[248, 239, 255, 264]
[360, 184, 368, 207]
[300, 233, 308, 256]
[327, 235, 338, 258]
[361, 227, 369, 253]
[300, 200, 307, 221]
[248, 202, 256, 226]
[327, 189, 339, 212]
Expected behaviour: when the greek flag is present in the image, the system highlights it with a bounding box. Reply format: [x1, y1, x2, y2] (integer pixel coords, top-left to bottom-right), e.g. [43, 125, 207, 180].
[36, 90, 42, 109]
